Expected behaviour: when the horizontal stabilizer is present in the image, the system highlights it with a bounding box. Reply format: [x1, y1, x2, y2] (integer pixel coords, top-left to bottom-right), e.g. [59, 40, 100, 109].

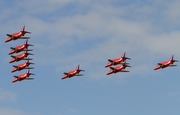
[23, 49, 33, 52]
[170, 65, 177, 67]
[25, 31, 31, 34]
[120, 69, 129, 72]
[125, 57, 131, 60]
[23, 58, 33, 60]
[28, 44, 34, 46]
[19, 37, 30, 39]
[25, 67, 34, 69]
[25, 78, 34, 80]
[76, 74, 83, 76]
[121, 62, 129, 65]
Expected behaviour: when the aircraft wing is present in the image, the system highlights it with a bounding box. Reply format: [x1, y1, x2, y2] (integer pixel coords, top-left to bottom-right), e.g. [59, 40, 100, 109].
[6, 34, 13, 37]
[64, 72, 69, 75]
[14, 75, 19, 78]
[108, 59, 114, 62]
[110, 67, 115, 70]
[158, 63, 163, 65]
[13, 76, 21, 80]
[169, 65, 177, 67]
[10, 47, 16, 50]
[11, 55, 16, 58]
[13, 65, 18, 68]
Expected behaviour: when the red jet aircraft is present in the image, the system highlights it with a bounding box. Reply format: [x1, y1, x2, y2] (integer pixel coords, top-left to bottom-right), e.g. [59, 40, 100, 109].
[5, 25, 31, 43]
[107, 63, 131, 75]
[9, 51, 33, 63]
[154, 55, 179, 70]
[11, 60, 34, 73]
[105, 52, 131, 68]
[9, 39, 33, 55]
[62, 65, 85, 80]
[12, 69, 35, 83]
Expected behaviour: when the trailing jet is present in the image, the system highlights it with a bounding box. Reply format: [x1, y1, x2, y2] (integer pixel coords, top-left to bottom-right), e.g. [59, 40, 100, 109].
[62, 65, 85, 80]
[105, 52, 131, 68]
[9, 39, 33, 54]
[11, 60, 34, 73]
[107, 63, 131, 75]
[12, 69, 34, 83]
[5, 25, 31, 43]
[154, 55, 179, 70]
[9, 51, 33, 63]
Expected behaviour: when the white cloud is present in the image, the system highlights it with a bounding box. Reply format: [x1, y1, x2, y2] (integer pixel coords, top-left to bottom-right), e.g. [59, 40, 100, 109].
[0, 89, 17, 102]
[0, 108, 25, 115]
[0, 107, 42, 115]
[1, 0, 180, 79]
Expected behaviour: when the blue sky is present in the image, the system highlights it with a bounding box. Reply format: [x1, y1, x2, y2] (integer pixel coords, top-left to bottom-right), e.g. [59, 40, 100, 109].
[1, 0, 180, 115]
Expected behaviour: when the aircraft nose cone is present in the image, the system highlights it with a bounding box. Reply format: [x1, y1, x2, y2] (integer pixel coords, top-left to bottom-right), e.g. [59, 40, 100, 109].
[5, 38, 11, 43]
[9, 50, 14, 55]
[11, 67, 18, 73]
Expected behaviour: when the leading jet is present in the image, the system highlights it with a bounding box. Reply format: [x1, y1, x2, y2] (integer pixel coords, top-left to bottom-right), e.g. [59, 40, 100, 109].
[5, 25, 31, 43]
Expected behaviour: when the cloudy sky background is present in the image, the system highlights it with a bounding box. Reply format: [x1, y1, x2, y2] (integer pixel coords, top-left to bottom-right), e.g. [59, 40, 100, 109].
[1, 0, 180, 115]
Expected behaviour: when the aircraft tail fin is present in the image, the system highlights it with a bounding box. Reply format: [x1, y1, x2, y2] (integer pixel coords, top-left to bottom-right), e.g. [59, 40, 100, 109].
[170, 55, 179, 62]
[24, 39, 33, 46]
[21, 25, 31, 34]
[76, 65, 85, 71]
[121, 52, 131, 60]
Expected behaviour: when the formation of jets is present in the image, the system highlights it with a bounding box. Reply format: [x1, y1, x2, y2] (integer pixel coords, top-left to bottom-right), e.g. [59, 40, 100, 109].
[5, 25, 31, 43]
[105, 52, 131, 75]
[4, 25, 179, 82]
[5, 26, 35, 83]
